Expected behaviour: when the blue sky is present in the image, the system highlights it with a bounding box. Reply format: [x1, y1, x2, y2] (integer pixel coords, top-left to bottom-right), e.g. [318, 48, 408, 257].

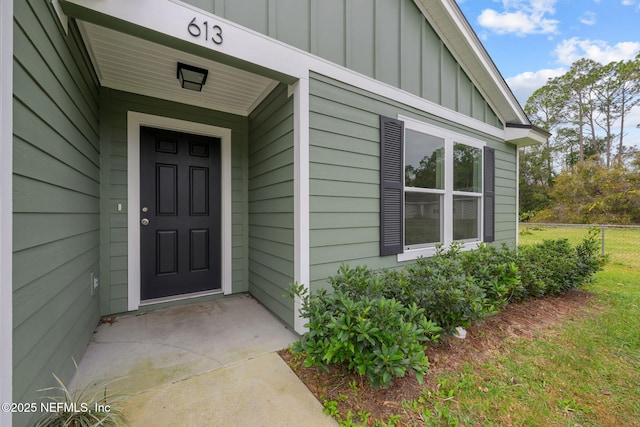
[455, 0, 640, 144]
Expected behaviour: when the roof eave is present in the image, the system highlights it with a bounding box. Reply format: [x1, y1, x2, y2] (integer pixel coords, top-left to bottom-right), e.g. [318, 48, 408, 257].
[505, 123, 550, 147]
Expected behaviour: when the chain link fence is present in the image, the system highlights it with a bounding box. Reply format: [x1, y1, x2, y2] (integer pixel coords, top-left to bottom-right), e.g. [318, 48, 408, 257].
[519, 223, 640, 257]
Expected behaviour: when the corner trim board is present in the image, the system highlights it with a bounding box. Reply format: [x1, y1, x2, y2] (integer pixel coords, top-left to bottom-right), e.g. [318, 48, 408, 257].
[0, 0, 13, 423]
[293, 76, 310, 335]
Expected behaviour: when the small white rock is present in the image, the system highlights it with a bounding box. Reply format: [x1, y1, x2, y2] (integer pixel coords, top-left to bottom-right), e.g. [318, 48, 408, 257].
[453, 326, 467, 339]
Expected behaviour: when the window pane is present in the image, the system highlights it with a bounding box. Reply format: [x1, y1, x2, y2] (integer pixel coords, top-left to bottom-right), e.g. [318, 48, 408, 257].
[454, 143, 482, 192]
[405, 192, 441, 246]
[405, 130, 445, 189]
[453, 195, 479, 241]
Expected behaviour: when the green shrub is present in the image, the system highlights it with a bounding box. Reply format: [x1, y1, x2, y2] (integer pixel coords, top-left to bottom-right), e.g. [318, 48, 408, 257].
[287, 284, 440, 388]
[328, 264, 390, 299]
[287, 231, 603, 389]
[329, 246, 511, 334]
[515, 228, 605, 299]
[575, 228, 606, 282]
[404, 247, 491, 333]
[457, 243, 520, 309]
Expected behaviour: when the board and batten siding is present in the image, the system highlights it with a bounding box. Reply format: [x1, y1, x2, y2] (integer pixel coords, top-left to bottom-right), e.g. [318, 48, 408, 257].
[182, 0, 501, 129]
[100, 88, 250, 314]
[12, 2, 101, 426]
[308, 73, 517, 292]
[247, 84, 295, 325]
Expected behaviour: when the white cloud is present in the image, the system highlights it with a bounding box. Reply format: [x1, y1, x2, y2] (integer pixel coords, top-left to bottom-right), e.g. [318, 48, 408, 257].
[579, 11, 596, 26]
[621, 0, 640, 10]
[554, 38, 640, 66]
[477, 0, 560, 36]
[506, 68, 566, 105]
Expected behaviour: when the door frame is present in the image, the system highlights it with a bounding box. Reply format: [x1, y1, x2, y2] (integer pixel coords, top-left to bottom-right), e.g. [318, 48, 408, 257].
[127, 112, 232, 311]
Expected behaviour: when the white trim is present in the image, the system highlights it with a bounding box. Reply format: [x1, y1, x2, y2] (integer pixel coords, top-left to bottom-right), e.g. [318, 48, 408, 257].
[52, 0, 69, 34]
[398, 115, 484, 262]
[505, 126, 548, 147]
[398, 242, 480, 262]
[62, 0, 524, 139]
[139, 288, 223, 306]
[247, 81, 280, 115]
[127, 112, 232, 311]
[292, 76, 310, 335]
[0, 0, 13, 423]
[401, 115, 488, 148]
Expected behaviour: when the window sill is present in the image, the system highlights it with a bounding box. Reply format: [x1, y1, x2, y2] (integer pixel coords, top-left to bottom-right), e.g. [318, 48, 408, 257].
[397, 241, 481, 262]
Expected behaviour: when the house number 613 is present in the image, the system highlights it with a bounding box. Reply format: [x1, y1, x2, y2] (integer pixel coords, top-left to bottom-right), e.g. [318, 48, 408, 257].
[188, 17, 223, 45]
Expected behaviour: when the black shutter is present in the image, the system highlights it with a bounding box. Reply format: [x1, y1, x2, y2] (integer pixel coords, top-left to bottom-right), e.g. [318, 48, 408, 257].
[379, 116, 404, 256]
[483, 146, 495, 242]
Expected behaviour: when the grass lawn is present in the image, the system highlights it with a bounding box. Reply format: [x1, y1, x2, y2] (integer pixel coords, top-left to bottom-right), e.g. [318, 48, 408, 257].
[415, 225, 640, 426]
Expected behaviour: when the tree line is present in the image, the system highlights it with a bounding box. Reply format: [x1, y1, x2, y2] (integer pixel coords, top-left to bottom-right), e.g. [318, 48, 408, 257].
[520, 53, 640, 224]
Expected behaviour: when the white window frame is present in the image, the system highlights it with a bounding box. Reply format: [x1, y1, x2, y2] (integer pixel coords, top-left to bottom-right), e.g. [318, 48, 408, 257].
[398, 116, 484, 262]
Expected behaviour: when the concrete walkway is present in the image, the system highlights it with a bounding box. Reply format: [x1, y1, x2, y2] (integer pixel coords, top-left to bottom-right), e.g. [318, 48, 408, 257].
[74, 294, 336, 426]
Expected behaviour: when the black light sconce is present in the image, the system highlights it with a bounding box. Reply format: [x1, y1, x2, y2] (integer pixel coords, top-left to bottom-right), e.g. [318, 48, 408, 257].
[177, 62, 209, 91]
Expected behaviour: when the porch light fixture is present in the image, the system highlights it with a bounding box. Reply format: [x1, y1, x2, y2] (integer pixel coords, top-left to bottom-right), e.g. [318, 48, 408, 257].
[177, 62, 208, 91]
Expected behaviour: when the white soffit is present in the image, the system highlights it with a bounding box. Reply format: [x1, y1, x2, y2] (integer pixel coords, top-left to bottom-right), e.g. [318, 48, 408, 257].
[78, 21, 277, 116]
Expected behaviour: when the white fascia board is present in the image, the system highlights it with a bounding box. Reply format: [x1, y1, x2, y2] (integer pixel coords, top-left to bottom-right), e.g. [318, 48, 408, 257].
[62, 0, 510, 141]
[62, 0, 308, 79]
[505, 126, 548, 147]
[52, 0, 69, 34]
[0, 0, 13, 423]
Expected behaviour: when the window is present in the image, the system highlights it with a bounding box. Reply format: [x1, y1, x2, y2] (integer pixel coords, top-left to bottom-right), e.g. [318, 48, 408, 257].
[404, 130, 444, 247]
[379, 115, 495, 260]
[452, 143, 482, 243]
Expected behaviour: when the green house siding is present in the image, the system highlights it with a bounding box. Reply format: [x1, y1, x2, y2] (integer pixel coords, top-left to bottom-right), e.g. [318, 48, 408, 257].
[182, 0, 501, 128]
[494, 146, 518, 242]
[99, 88, 250, 315]
[248, 84, 295, 325]
[12, 2, 101, 426]
[308, 73, 516, 291]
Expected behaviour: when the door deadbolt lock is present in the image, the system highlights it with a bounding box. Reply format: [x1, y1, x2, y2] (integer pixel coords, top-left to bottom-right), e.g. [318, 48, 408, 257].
[141, 218, 150, 226]
[142, 207, 148, 213]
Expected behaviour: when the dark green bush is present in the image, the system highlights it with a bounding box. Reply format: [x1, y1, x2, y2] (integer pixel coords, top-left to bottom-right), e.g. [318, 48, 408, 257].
[455, 243, 520, 309]
[328, 244, 522, 333]
[404, 247, 490, 333]
[288, 231, 603, 388]
[515, 228, 605, 299]
[287, 284, 441, 388]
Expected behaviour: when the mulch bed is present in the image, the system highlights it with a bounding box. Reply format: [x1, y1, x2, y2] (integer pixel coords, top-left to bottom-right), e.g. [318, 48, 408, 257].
[278, 289, 594, 425]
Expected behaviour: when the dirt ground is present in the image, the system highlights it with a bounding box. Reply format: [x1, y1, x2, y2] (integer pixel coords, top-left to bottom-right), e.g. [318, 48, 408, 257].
[278, 289, 594, 424]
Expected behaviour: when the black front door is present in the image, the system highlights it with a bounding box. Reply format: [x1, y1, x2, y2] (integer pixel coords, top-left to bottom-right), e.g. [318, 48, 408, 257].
[140, 126, 221, 300]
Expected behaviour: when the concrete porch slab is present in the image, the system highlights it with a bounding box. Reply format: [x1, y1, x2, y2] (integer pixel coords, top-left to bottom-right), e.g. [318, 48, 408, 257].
[73, 294, 336, 426]
[122, 352, 337, 427]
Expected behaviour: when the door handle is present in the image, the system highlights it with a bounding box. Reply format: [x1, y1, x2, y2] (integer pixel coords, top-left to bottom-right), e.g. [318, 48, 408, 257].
[141, 218, 150, 226]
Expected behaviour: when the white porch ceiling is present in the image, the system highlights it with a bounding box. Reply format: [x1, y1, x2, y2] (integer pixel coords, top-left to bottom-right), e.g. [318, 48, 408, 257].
[78, 21, 278, 116]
